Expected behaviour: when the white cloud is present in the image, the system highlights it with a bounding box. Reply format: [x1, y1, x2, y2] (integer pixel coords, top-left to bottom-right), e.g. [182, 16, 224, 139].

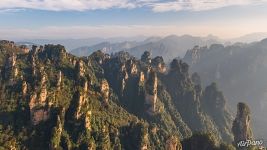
[150, 0, 267, 12]
[0, 0, 136, 11]
[0, 0, 266, 12]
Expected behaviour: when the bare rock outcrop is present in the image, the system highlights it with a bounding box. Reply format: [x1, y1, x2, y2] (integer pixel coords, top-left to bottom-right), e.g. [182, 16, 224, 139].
[130, 62, 138, 75]
[126, 59, 138, 75]
[183, 45, 203, 65]
[118, 64, 129, 94]
[75, 60, 85, 78]
[165, 136, 182, 150]
[75, 91, 86, 120]
[56, 71, 62, 89]
[84, 111, 92, 131]
[4, 53, 18, 81]
[19, 45, 30, 53]
[141, 51, 152, 64]
[39, 72, 48, 104]
[145, 70, 157, 115]
[139, 71, 145, 86]
[152, 56, 166, 73]
[22, 81, 28, 97]
[100, 79, 110, 104]
[232, 102, 253, 148]
[29, 90, 50, 125]
[28, 71, 50, 125]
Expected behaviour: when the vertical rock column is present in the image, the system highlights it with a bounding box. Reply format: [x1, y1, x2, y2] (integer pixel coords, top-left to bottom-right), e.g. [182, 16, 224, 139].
[4, 53, 18, 82]
[100, 79, 110, 105]
[165, 136, 182, 150]
[145, 70, 157, 115]
[232, 102, 253, 149]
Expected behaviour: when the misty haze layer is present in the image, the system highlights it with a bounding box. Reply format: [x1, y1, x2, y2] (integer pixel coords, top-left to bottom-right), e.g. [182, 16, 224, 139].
[183, 39, 267, 140]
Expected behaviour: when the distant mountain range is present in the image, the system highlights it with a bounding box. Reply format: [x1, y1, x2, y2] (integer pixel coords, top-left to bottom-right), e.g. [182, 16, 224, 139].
[15, 36, 148, 50]
[230, 32, 267, 43]
[70, 35, 222, 61]
[16, 32, 267, 61]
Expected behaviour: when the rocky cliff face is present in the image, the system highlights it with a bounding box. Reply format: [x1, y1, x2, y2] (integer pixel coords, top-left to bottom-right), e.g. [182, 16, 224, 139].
[141, 51, 152, 64]
[183, 45, 203, 65]
[3, 53, 18, 82]
[151, 56, 166, 73]
[164, 59, 234, 143]
[145, 70, 158, 115]
[165, 135, 182, 150]
[202, 82, 233, 142]
[100, 79, 110, 104]
[232, 102, 253, 148]
[183, 41, 267, 140]
[0, 40, 240, 150]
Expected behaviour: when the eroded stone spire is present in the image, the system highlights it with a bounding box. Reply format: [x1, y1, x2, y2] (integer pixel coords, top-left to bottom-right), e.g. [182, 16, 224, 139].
[232, 102, 253, 149]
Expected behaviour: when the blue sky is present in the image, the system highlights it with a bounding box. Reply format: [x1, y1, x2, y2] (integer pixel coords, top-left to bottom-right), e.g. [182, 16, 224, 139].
[1, 0, 267, 39]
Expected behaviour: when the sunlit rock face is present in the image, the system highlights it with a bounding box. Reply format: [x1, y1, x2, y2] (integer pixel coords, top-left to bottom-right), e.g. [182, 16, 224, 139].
[39, 73, 48, 104]
[29, 92, 50, 125]
[84, 111, 92, 131]
[75, 60, 85, 78]
[129, 60, 138, 75]
[145, 70, 157, 115]
[29, 93, 50, 125]
[4, 53, 18, 82]
[28, 69, 50, 125]
[22, 81, 28, 97]
[100, 79, 110, 104]
[29, 54, 37, 76]
[19, 45, 30, 53]
[57, 71, 62, 89]
[139, 71, 145, 86]
[165, 136, 182, 150]
[39, 87, 47, 104]
[75, 91, 86, 120]
[232, 102, 253, 148]
[118, 63, 129, 94]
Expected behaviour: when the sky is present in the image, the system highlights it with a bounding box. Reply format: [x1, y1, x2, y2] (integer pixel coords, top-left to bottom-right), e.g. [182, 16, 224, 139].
[1, 0, 267, 40]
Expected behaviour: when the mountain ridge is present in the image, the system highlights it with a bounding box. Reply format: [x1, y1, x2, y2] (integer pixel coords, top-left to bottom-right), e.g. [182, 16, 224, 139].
[70, 34, 222, 61]
[0, 40, 249, 149]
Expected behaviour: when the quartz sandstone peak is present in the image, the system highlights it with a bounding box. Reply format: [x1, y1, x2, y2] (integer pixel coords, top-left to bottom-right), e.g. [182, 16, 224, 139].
[4, 53, 18, 81]
[141, 51, 152, 64]
[100, 79, 110, 104]
[232, 102, 253, 148]
[22, 81, 28, 97]
[75, 60, 85, 78]
[165, 135, 182, 150]
[75, 91, 86, 120]
[57, 71, 62, 89]
[152, 56, 166, 73]
[145, 70, 157, 115]
[84, 111, 92, 131]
